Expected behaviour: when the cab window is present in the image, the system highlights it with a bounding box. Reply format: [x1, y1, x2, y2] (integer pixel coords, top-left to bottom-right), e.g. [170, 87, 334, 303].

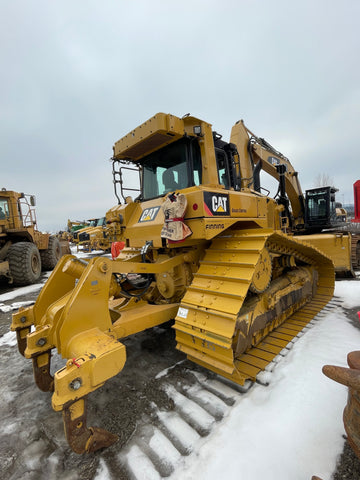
[142, 137, 202, 200]
[0, 197, 9, 219]
[216, 149, 230, 189]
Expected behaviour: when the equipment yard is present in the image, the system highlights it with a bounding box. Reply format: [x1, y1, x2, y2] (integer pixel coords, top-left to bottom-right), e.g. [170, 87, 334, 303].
[2, 113, 360, 480]
[0, 249, 359, 480]
[2, 3, 359, 479]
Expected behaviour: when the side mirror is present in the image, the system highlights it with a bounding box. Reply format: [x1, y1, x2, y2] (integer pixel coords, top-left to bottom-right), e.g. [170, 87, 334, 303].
[30, 195, 36, 206]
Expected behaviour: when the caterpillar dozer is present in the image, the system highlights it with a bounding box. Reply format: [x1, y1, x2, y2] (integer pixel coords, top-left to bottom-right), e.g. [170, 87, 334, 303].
[0, 189, 62, 285]
[12, 113, 341, 453]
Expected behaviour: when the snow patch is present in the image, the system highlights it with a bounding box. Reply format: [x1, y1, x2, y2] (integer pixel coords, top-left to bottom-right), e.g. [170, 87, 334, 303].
[156, 410, 200, 453]
[169, 301, 360, 480]
[0, 283, 42, 302]
[148, 428, 181, 468]
[335, 280, 360, 309]
[0, 300, 35, 313]
[125, 444, 161, 480]
[94, 458, 111, 480]
[0, 331, 17, 346]
[163, 384, 215, 433]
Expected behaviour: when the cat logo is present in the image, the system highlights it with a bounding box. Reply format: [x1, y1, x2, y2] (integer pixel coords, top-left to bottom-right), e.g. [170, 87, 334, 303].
[203, 192, 229, 216]
[139, 206, 160, 223]
[268, 156, 280, 166]
[268, 156, 287, 170]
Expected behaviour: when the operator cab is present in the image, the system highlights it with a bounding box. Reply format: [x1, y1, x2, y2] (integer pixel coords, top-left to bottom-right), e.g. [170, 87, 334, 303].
[0, 197, 9, 220]
[141, 137, 202, 200]
[140, 132, 241, 200]
[213, 132, 241, 191]
[305, 186, 343, 232]
[111, 113, 242, 204]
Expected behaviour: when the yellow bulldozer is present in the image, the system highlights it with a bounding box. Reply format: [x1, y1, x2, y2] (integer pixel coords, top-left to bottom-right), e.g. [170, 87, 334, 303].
[11, 113, 356, 453]
[0, 189, 62, 285]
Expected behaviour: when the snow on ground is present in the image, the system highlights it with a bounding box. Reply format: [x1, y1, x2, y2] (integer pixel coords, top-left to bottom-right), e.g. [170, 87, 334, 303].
[0, 300, 35, 313]
[0, 283, 43, 303]
[0, 330, 17, 347]
[1, 277, 360, 480]
[334, 281, 360, 309]
[164, 282, 360, 480]
[0, 271, 51, 306]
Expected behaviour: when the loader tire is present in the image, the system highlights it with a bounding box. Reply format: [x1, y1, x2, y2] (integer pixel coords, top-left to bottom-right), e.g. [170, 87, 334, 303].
[40, 236, 61, 270]
[8, 242, 42, 286]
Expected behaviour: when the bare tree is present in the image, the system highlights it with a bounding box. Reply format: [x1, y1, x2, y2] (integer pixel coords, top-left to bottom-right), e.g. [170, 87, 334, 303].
[314, 173, 334, 187]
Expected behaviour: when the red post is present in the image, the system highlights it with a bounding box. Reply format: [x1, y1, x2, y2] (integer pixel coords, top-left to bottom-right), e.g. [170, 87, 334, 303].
[352, 180, 360, 222]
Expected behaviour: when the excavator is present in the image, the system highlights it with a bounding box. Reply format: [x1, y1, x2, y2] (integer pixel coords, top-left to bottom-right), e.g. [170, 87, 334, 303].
[12, 113, 349, 454]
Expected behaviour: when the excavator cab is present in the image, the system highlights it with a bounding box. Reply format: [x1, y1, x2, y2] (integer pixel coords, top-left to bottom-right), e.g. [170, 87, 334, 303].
[305, 186, 341, 232]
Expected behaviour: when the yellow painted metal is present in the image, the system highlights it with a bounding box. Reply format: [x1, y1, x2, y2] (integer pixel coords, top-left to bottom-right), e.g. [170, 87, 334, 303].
[229, 120, 254, 190]
[11, 253, 181, 412]
[112, 301, 179, 339]
[0, 190, 56, 282]
[113, 113, 185, 161]
[249, 248, 272, 293]
[173, 228, 335, 385]
[111, 253, 186, 274]
[52, 331, 126, 410]
[295, 233, 353, 275]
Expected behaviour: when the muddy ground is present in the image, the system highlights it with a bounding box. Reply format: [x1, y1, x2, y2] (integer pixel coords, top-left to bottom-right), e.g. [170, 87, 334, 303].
[1, 274, 360, 479]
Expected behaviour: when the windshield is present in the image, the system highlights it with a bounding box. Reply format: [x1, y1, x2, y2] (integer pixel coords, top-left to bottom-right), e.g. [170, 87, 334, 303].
[0, 197, 9, 219]
[306, 190, 335, 220]
[141, 137, 201, 200]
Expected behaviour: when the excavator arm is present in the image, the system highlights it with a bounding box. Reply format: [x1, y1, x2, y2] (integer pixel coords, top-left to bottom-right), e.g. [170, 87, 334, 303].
[230, 120, 306, 228]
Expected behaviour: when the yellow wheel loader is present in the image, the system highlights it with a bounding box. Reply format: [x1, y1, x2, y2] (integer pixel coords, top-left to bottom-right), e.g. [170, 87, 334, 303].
[12, 113, 349, 453]
[0, 189, 62, 285]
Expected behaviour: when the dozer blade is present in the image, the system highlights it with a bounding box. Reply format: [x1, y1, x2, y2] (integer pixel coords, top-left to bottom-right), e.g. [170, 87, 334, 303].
[174, 228, 335, 385]
[295, 232, 355, 277]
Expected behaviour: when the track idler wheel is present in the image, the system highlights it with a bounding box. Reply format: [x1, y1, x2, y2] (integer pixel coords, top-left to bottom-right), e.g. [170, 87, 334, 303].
[63, 398, 118, 454]
[249, 248, 272, 294]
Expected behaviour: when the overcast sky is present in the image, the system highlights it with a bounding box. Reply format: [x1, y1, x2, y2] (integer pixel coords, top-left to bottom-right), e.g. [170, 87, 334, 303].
[1, 0, 359, 231]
